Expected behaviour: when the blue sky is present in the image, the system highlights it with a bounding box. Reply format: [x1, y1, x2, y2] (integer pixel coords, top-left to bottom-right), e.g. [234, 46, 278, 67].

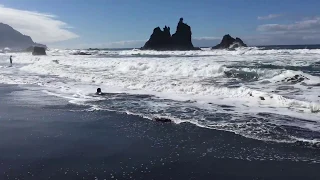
[1, 0, 320, 48]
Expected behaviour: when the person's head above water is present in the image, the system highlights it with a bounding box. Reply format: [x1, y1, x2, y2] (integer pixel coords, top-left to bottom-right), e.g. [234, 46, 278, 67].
[96, 88, 101, 94]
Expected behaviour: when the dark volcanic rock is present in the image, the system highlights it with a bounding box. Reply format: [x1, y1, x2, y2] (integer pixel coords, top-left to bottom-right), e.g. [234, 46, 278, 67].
[32, 46, 46, 55]
[171, 18, 195, 50]
[142, 26, 172, 50]
[277, 74, 309, 84]
[26, 45, 48, 52]
[0, 23, 47, 50]
[72, 52, 92, 55]
[153, 117, 172, 123]
[212, 34, 247, 49]
[142, 18, 200, 50]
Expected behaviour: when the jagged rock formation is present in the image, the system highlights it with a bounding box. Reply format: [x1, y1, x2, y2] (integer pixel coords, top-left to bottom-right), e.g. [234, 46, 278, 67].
[0, 23, 46, 50]
[277, 74, 309, 83]
[142, 18, 200, 50]
[212, 34, 247, 49]
[171, 18, 194, 50]
[153, 117, 172, 123]
[72, 51, 91, 55]
[32, 46, 46, 55]
[142, 26, 172, 50]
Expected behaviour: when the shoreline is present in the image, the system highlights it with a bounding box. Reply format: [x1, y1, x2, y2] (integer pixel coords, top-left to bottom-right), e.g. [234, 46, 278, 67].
[0, 84, 320, 180]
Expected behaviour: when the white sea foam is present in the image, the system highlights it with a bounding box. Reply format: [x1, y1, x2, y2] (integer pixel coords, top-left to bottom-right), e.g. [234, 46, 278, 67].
[1, 48, 320, 144]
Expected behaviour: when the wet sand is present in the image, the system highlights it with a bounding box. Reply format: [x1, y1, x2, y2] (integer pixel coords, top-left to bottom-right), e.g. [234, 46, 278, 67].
[0, 85, 319, 180]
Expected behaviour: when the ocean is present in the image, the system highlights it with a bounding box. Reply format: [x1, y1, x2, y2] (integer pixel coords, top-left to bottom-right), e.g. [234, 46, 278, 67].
[0, 46, 320, 179]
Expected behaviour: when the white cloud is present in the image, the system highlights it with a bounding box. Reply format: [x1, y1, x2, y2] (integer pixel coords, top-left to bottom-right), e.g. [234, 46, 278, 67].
[253, 17, 320, 45]
[70, 40, 146, 49]
[192, 36, 221, 47]
[246, 33, 320, 45]
[71, 37, 222, 49]
[106, 40, 146, 48]
[0, 4, 78, 43]
[257, 17, 320, 32]
[252, 17, 320, 45]
[258, 14, 282, 20]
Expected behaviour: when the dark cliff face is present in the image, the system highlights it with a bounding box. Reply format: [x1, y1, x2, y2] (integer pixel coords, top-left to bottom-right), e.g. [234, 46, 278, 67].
[212, 34, 247, 49]
[142, 18, 199, 51]
[0, 23, 46, 50]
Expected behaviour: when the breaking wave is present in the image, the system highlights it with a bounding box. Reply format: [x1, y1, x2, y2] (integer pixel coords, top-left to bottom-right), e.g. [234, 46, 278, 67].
[1, 47, 320, 146]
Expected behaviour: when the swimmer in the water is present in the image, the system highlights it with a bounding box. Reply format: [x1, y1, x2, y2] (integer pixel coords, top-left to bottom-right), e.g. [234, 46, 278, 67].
[96, 88, 102, 95]
[96, 88, 106, 95]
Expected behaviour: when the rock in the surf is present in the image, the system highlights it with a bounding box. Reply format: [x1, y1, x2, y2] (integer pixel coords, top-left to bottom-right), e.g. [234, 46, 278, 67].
[171, 18, 196, 50]
[142, 26, 172, 50]
[212, 34, 247, 49]
[32, 46, 46, 55]
[278, 74, 309, 83]
[72, 51, 92, 55]
[141, 18, 200, 50]
[26, 45, 47, 52]
[52, 60, 59, 64]
[153, 117, 172, 123]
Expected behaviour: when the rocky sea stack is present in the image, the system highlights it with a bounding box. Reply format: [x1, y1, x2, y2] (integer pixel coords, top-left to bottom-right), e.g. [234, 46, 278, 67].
[141, 18, 200, 51]
[212, 34, 247, 49]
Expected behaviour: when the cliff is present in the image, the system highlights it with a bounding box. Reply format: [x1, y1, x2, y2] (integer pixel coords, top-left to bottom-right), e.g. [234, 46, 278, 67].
[0, 23, 46, 50]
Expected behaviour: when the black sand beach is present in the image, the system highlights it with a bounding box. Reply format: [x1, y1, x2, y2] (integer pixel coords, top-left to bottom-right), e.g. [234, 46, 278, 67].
[0, 85, 319, 180]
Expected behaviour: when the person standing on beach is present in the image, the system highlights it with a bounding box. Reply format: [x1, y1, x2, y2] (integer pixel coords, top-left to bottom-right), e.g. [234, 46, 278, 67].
[9, 56, 12, 66]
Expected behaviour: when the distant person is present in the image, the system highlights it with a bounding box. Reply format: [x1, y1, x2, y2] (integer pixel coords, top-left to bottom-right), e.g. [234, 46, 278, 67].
[9, 55, 12, 66]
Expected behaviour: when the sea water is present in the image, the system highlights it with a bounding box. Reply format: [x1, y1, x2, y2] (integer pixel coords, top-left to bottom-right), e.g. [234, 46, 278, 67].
[1, 46, 320, 145]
